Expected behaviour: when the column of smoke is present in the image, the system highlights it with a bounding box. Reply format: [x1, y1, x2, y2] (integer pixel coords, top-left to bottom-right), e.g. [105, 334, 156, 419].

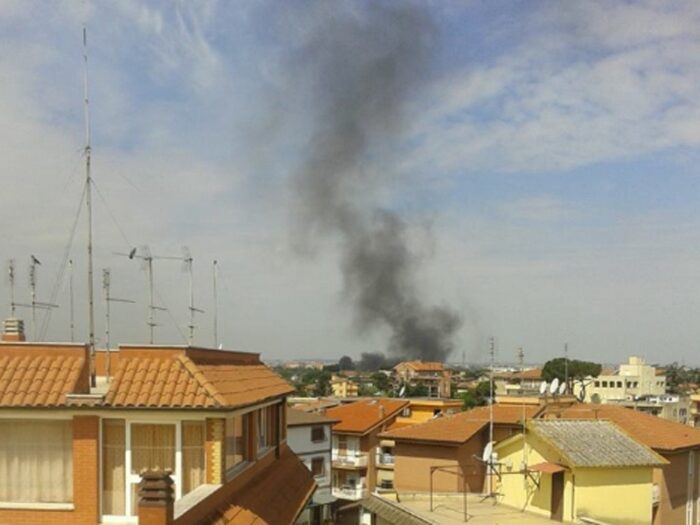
[288, 2, 462, 362]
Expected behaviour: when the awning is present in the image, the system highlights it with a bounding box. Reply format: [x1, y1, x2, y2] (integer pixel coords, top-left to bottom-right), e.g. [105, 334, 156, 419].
[528, 462, 567, 474]
[312, 492, 337, 505]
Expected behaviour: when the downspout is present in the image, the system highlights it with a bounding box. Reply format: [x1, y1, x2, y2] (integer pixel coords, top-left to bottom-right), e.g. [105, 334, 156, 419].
[571, 473, 576, 523]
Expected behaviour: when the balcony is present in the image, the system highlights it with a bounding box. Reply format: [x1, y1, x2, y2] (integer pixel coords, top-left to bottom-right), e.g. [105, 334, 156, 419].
[332, 451, 368, 468]
[332, 485, 368, 501]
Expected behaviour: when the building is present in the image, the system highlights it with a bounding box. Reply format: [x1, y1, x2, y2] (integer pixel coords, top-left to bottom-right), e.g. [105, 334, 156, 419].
[578, 356, 666, 403]
[493, 367, 543, 396]
[543, 403, 700, 525]
[607, 394, 691, 425]
[378, 404, 542, 495]
[324, 398, 408, 521]
[330, 375, 359, 398]
[0, 318, 314, 525]
[393, 397, 462, 426]
[495, 419, 667, 524]
[287, 408, 339, 525]
[691, 394, 700, 427]
[393, 361, 451, 398]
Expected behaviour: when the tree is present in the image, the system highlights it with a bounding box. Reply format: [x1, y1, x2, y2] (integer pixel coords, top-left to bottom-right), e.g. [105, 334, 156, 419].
[339, 355, 355, 371]
[460, 381, 491, 410]
[405, 384, 428, 397]
[370, 372, 391, 394]
[542, 357, 602, 386]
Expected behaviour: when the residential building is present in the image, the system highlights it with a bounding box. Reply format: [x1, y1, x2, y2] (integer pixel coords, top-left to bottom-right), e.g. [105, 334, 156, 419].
[492, 367, 543, 396]
[325, 398, 408, 521]
[394, 397, 462, 426]
[495, 419, 667, 524]
[578, 356, 666, 403]
[379, 404, 541, 495]
[393, 361, 451, 398]
[287, 407, 338, 525]
[543, 403, 700, 525]
[0, 318, 314, 525]
[330, 375, 359, 398]
[607, 394, 691, 425]
[691, 394, 700, 427]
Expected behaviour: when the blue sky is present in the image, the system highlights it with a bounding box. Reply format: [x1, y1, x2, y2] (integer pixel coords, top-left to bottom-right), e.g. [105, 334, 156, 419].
[2, 0, 700, 366]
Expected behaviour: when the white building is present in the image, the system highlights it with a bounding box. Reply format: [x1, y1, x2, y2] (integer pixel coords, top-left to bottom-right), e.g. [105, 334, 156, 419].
[579, 356, 666, 403]
[288, 407, 338, 525]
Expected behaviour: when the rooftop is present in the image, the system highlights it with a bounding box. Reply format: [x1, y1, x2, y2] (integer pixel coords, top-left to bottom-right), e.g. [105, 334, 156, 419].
[326, 398, 409, 434]
[460, 404, 542, 425]
[286, 406, 339, 427]
[549, 403, 700, 452]
[381, 415, 487, 445]
[395, 361, 445, 372]
[528, 419, 667, 468]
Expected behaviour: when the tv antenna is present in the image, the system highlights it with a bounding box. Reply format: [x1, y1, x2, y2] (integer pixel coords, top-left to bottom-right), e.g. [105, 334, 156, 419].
[68, 259, 75, 342]
[102, 269, 134, 381]
[13, 256, 59, 339]
[182, 247, 205, 345]
[7, 259, 16, 317]
[517, 346, 524, 368]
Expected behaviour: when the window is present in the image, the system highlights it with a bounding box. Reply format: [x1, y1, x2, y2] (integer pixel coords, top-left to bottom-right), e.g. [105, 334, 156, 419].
[103, 419, 125, 514]
[594, 381, 600, 387]
[0, 420, 73, 504]
[602, 381, 608, 388]
[182, 421, 205, 495]
[311, 426, 326, 442]
[311, 457, 325, 477]
[617, 381, 623, 388]
[131, 424, 175, 475]
[401, 407, 411, 417]
[225, 415, 249, 474]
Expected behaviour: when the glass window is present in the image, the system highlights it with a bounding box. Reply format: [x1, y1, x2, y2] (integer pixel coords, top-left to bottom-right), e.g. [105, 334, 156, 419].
[225, 415, 248, 473]
[602, 381, 608, 388]
[617, 381, 622, 388]
[311, 426, 325, 442]
[103, 419, 125, 514]
[131, 424, 175, 474]
[0, 420, 73, 504]
[182, 421, 205, 495]
[257, 409, 268, 452]
[311, 457, 325, 477]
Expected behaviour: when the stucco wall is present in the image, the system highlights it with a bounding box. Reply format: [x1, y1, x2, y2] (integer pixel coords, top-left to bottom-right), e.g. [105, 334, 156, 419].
[576, 467, 653, 525]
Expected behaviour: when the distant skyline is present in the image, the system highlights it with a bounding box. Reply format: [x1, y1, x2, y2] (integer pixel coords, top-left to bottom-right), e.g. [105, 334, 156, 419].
[2, 1, 700, 366]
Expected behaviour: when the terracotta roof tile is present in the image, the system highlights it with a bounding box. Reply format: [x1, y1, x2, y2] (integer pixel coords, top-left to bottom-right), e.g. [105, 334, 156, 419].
[551, 404, 700, 452]
[196, 363, 294, 407]
[0, 352, 86, 407]
[396, 361, 445, 372]
[326, 399, 409, 434]
[208, 445, 315, 525]
[461, 404, 541, 425]
[381, 415, 487, 444]
[287, 407, 339, 427]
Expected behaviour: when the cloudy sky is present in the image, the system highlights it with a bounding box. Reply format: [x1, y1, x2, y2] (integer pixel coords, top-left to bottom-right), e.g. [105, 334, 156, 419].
[2, 0, 700, 366]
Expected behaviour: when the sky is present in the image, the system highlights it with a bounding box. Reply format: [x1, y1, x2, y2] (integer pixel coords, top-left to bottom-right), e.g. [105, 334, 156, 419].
[2, 0, 700, 366]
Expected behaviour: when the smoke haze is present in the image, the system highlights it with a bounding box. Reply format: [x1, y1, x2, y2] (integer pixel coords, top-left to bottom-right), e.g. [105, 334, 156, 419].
[283, 2, 462, 362]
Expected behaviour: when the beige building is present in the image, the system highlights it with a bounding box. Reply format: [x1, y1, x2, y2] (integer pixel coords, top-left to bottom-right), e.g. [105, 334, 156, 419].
[330, 375, 359, 398]
[578, 356, 666, 403]
[393, 361, 451, 398]
[692, 394, 700, 428]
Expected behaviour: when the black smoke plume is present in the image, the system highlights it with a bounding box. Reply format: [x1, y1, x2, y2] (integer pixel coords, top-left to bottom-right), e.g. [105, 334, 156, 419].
[287, 2, 462, 362]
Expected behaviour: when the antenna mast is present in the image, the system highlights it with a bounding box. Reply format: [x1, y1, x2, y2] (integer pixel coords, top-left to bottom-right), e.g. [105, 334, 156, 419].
[213, 260, 218, 347]
[83, 26, 96, 386]
[183, 248, 204, 345]
[69, 259, 75, 342]
[488, 336, 495, 497]
[29, 259, 37, 338]
[564, 342, 569, 391]
[103, 269, 134, 381]
[8, 259, 15, 317]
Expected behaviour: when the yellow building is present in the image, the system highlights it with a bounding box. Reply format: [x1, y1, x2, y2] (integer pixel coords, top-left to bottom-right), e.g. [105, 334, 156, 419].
[394, 398, 462, 425]
[691, 394, 700, 427]
[494, 419, 667, 524]
[331, 375, 359, 398]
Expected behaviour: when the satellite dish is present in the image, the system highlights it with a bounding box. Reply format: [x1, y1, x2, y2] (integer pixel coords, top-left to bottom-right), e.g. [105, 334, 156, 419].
[577, 381, 586, 402]
[482, 441, 494, 463]
[539, 381, 548, 395]
[550, 377, 560, 395]
[558, 382, 567, 395]
[399, 385, 406, 398]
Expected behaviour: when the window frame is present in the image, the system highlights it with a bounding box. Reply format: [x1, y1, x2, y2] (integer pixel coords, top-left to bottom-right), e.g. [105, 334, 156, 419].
[311, 425, 326, 443]
[311, 456, 325, 478]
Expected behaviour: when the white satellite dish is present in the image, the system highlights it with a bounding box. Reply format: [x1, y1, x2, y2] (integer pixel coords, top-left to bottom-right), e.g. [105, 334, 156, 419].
[539, 381, 548, 395]
[399, 385, 406, 398]
[558, 382, 567, 395]
[550, 377, 560, 395]
[482, 441, 494, 463]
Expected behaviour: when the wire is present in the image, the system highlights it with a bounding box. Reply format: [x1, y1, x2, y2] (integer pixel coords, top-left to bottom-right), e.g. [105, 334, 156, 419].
[39, 181, 87, 340]
[92, 178, 132, 250]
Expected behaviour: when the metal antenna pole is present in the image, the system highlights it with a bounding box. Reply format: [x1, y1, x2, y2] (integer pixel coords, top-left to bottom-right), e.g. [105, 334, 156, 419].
[564, 342, 569, 392]
[213, 259, 218, 347]
[188, 256, 194, 344]
[83, 26, 96, 387]
[147, 256, 154, 344]
[103, 269, 111, 380]
[488, 336, 495, 496]
[8, 259, 15, 317]
[69, 259, 75, 342]
[29, 260, 37, 339]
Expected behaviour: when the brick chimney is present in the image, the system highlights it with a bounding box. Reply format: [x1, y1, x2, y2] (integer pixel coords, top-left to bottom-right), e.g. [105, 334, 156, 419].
[137, 470, 174, 525]
[2, 318, 25, 342]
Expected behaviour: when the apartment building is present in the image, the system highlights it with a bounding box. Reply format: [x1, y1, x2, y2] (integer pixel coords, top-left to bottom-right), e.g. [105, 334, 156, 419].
[393, 397, 462, 426]
[324, 398, 408, 521]
[287, 407, 338, 525]
[579, 356, 666, 403]
[330, 375, 359, 398]
[692, 394, 700, 427]
[493, 367, 543, 396]
[393, 361, 451, 398]
[0, 318, 314, 525]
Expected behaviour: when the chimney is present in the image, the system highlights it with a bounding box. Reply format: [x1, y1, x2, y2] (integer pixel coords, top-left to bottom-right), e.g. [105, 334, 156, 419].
[379, 404, 385, 419]
[2, 318, 25, 342]
[137, 470, 174, 525]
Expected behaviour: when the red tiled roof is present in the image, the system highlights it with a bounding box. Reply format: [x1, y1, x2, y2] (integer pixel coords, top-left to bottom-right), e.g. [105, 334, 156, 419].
[461, 404, 541, 425]
[287, 407, 339, 427]
[0, 344, 89, 407]
[552, 404, 700, 452]
[396, 361, 445, 372]
[326, 399, 409, 434]
[106, 350, 293, 409]
[381, 415, 487, 444]
[494, 368, 542, 380]
[209, 445, 315, 525]
[528, 462, 567, 474]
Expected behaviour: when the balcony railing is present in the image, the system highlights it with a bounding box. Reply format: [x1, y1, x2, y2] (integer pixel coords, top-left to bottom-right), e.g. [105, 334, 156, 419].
[332, 451, 368, 468]
[332, 485, 368, 501]
[376, 453, 395, 466]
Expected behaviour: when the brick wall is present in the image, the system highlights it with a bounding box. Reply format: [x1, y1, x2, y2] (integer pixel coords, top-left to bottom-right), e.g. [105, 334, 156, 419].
[0, 415, 99, 525]
[205, 418, 225, 484]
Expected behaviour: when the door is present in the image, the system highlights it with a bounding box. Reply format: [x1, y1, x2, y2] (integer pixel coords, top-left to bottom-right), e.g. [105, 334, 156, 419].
[551, 471, 564, 522]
